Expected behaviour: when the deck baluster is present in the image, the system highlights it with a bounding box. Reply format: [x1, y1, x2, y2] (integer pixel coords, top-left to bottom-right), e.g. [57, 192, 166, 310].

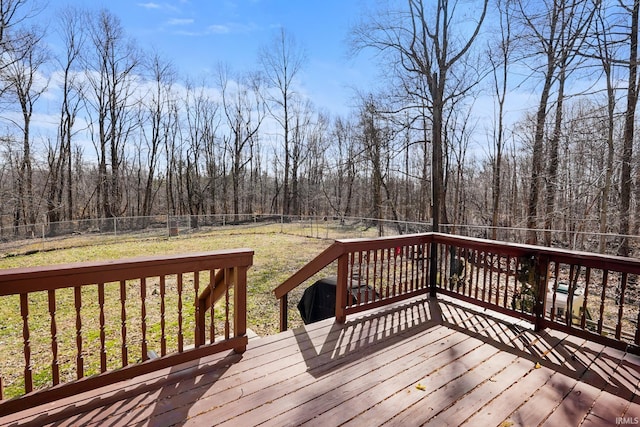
[405, 246, 410, 293]
[410, 245, 416, 292]
[377, 248, 385, 298]
[74, 286, 83, 379]
[489, 253, 495, 304]
[636, 279, 640, 344]
[419, 244, 426, 291]
[566, 264, 576, 327]
[484, 252, 494, 303]
[194, 273, 201, 347]
[354, 251, 362, 305]
[48, 290, 59, 386]
[616, 272, 628, 340]
[581, 267, 591, 329]
[550, 263, 560, 322]
[503, 256, 511, 308]
[20, 294, 32, 393]
[459, 248, 467, 296]
[160, 275, 166, 356]
[598, 270, 608, 335]
[119, 280, 128, 366]
[534, 256, 549, 331]
[389, 248, 400, 296]
[364, 250, 371, 303]
[386, 248, 392, 297]
[98, 283, 106, 372]
[225, 268, 231, 340]
[473, 250, 480, 300]
[209, 270, 215, 345]
[372, 249, 378, 301]
[141, 278, 148, 361]
[481, 251, 488, 301]
[177, 274, 184, 352]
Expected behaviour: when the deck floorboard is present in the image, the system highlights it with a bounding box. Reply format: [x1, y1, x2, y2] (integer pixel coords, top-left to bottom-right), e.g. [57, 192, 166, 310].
[2, 295, 639, 427]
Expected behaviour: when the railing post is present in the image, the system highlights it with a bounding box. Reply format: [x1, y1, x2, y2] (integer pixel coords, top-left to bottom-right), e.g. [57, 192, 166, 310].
[335, 252, 348, 323]
[233, 266, 247, 353]
[280, 294, 288, 332]
[429, 240, 438, 297]
[534, 254, 549, 332]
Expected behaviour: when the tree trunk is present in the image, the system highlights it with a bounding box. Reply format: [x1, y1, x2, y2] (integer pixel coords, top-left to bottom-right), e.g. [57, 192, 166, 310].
[619, 0, 639, 257]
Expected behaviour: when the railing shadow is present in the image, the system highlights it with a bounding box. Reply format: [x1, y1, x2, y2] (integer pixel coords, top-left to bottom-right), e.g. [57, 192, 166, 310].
[23, 352, 242, 427]
[291, 293, 640, 423]
[291, 296, 442, 377]
[437, 298, 640, 403]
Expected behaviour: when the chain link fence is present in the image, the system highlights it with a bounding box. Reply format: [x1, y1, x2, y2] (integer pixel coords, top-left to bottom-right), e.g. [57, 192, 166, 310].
[0, 214, 637, 257]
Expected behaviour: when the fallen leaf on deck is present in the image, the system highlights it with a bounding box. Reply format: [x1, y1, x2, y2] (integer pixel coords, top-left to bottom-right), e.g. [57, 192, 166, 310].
[535, 362, 541, 369]
[416, 383, 426, 391]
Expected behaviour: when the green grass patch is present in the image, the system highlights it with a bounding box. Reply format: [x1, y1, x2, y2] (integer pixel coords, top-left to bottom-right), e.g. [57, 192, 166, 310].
[0, 223, 372, 399]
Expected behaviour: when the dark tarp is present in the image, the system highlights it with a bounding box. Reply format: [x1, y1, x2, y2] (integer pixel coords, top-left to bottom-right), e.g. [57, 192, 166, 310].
[297, 277, 379, 324]
[297, 277, 337, 324]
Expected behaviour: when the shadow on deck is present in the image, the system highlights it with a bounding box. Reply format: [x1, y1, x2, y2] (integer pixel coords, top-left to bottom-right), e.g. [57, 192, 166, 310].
[2, 295, 640, 426]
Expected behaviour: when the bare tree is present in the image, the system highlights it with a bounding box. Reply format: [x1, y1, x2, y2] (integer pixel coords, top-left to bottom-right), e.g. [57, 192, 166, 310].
[512, 0, 597, 244]
[259, 27, 307, 216]
[619, 0, 639, 256]
[138, 53, 176, 217]
[352, 0, 488, 232]
[182, 78, 219, 216]
[589, 2, 620, 253]
[46, 6, 86, 230]
[83, 9, 140, 219]
[488, 0, 514, 240]
[0, 1, 44, 99]
[2, 26, 49, 227]
[218, 66, 266, 222]
[324, 116, 359, 219]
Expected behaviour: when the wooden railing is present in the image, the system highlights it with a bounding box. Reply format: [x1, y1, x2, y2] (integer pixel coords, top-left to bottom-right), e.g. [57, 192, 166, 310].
[0, 249, 253, 416]
[276, 233, 640, 354]
[274, 234, 431, 331]
[433, 233, 640, 353]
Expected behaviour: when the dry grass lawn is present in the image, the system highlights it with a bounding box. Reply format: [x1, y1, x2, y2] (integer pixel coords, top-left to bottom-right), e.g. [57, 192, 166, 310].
[0, 222, 379, 399]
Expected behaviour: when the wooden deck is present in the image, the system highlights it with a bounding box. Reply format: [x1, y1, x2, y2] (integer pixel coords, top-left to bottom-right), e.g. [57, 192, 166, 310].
[2, 295, 640, 427]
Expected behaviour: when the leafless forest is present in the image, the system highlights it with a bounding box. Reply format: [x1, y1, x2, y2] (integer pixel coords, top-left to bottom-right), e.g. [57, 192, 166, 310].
[1, 0, 639, 256]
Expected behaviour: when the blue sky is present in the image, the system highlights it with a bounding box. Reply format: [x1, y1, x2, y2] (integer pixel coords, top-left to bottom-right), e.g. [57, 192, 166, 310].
[46, 0, 378, 116]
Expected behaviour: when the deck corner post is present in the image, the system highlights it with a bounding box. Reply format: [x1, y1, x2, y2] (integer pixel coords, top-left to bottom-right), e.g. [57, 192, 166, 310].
[233, 266, 248, 348]
[335, 252, 348, 324]
[429, 240, 438, 297]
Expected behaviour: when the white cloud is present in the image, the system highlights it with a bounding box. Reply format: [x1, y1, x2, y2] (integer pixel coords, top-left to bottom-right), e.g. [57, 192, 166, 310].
[137, 2, 161, 9]
[168, 18, 194, 26]
[208, 24, 231, 34]
[206, 22, 259, 35]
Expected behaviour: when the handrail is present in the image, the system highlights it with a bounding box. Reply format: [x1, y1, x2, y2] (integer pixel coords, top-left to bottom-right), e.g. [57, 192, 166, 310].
[276, 232, 640, 354]
[275, 234, 433, 331]
[0, 249, 253, 416]
[431, 233, 640, 352]
[274, 242, 344, 331]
